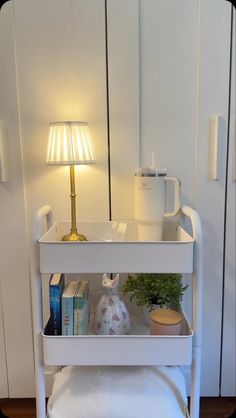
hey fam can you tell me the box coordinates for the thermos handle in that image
[163,177,181,218]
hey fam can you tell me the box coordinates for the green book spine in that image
[74,281,89,335]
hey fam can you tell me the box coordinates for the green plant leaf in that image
[122,273,187,310]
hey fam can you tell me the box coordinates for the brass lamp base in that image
[61,166,88,242]
[62,230,87,242]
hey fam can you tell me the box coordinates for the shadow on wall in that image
[0,409,9,418]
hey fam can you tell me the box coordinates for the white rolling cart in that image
[31,205,203,418]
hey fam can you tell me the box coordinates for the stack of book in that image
[49,274,89,336]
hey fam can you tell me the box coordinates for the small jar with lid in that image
[150,309,183,335]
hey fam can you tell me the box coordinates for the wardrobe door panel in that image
[0,4,9,399]
[0,289,8,398]
[0,2,35,397]
[107,0,140,220]
[139,0,196,207]
[13,0,109,224]
[221,6,236,397]
[196,0,232,395]
[108,0,196,217]
[0,0,108,396]
[108,0,233,396]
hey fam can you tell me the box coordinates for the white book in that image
[61,280,79,335]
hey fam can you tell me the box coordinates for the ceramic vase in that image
[94,273,131,335]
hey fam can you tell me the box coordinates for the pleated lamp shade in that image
[46,121,96,165]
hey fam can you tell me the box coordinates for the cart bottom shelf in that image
[43,312,193,366]
[47,365,188,418]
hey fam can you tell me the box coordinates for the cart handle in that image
[32,205,54,243]
[181,205,203,347]
[181,206,203,418]
[30,206,54,418]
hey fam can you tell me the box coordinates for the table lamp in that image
[46,121,96,241]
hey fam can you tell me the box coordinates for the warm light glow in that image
[46,121,96,165]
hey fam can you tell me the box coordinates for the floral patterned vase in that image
[94,273,131,335]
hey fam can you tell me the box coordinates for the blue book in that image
[49,273,65,335]
[74,281,89,335]
[62,280,79,335]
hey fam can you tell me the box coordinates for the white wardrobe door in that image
[108,0,197,218]
[108,0,232,396]
[107,0,140,220]
[196,0,232,395]
[0,2,35,397]
[139,0,197,207]
[0,289,8,398]
[13,0,109,224]
[0,5,9,398]
[0,0,108,397]
[221,5,236,397]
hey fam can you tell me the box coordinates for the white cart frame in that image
[30,205,203,418]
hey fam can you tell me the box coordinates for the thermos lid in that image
[150,309,183,326]
[135,166,167,177]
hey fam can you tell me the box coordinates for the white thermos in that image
[134,163,181,241]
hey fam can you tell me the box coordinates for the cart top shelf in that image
[39,220,194,274]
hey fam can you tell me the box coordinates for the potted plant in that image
[122,273,187,313]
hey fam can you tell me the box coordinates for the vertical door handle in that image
[0,123,7,183]
[209,115,225,181]
[233,118,236,181]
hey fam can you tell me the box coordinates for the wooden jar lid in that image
[150,309,183,326]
